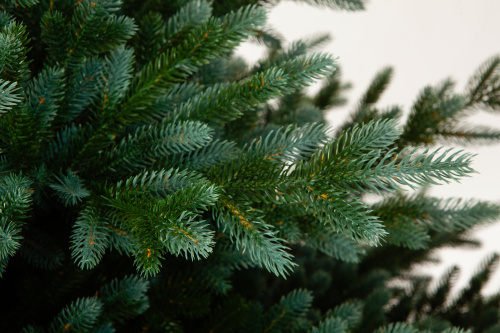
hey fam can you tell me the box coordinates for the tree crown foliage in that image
[1,0,500,332]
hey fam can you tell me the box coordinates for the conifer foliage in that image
[1,0,500,332]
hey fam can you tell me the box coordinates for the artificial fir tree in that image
[1,0,500,332]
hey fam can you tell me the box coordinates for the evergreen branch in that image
[49,170,90,206]
[434,78,457,97]
[0,20,31,84]
[181,52,334,127]
[311,119,401,163]
[259,33,332,69]
[308,317,348,333]
[328,301,364,329]
[1,0,38,8]
[0,155,11,174]
[133,11,165,67]
[0,173,32,221]
[165,0,212,39]
[215,198,296,277]
[291,119,401,187]
[93,45,134,120]
[451,253,499,310]
[277,53,337,89]
[105,217,134,256]
[173,139,238,170]
[49,297,103,333]
[313,68,351,110]
[275,219,302,243]
[108,205,169,276]
[340,67,393,131]
[150,82,203,120]
[383,215,430,250]
[359,67,393,108]
[73,0,122,18]
[302,146,475,193]
[289,0,366,10]
[222,122,330,174]
[69,130,115,176]
[264,289,313,333]
[120,168,208,198]
[380,105,404,120]
[437,94,466,119]
[287,104,325,125]
[374,193,500,233]
[0,216,22,261]
[373,322,419,333]
[1,1,497,330]
[390,147,476,188]
[26,66,65,128]
[436,125,500,146]
[115,167,207,198]
[248,27,284,49]
[465,55,500,110]
[401,83,465,145]
[40,10,71,65]
[0,79,22,113]
[122,18,225,121]
[443,235,481,249]
[25,164,50,194]
[0,12,13,29]
[67,0,137,64]
[123,5,266,123]
[172,68,291,125]
[253,122,331,163]
[221,4,267,39]
[298,189,387,246]
[84,14,137,55]
[427,265,459,312]
[112,177,220,220]
[214,123,474,247]
[70,205,110,269]
[129,240,163,278]
[307,226,365,262]
[56,58,102,125]
[161,211,216,261]
[98,275,150,323]
[424,197,500,232]
[220,154,470,246]
[98,120,213,174]
[340,105,404,133]
[104,181,219,276]
[46,124,87,168]
[210,123,414,246]
[206,124,330,202]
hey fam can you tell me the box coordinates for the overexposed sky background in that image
[237,0,500,295]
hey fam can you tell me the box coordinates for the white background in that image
[236,0,500,295]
